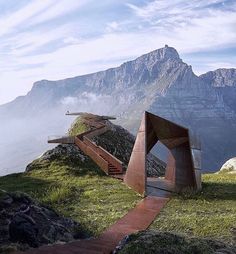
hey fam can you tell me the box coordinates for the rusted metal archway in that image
[124,111,201,196]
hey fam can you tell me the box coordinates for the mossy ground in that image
[0,156,141,237]
[117,230,235,254]
[1,167,235,244]
[68,117,89,136]
[151,173,236,244]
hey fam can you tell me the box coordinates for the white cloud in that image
[61,96,79,105]
[126,0,229,20]
[63,37,81,45]
[0,0,55,36]
[105,21,120,33]
[0,0,236,105]
[28,0,90,27]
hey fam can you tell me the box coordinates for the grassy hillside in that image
[68,117,89,136]
[1,114,235,252]
[151,172,236,244]
[1,165,235,244]
[0,150,141,237]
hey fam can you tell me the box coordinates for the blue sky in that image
[0,0,236,104]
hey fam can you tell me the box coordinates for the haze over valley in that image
[1,45,236,175]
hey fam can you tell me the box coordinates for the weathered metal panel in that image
[165,152,176,182]
[191,148,201,170]
[85,126,109,139]
[189,131,201,150]
[194,169,202,191]
[125,111,201,195]
[48,136,75,144]
[171,141,196,190]
[124,114,146,196]
[160,137,188,149]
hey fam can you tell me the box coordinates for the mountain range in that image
[0,45,236,174]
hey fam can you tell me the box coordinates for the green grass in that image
[151,173,236,244]
[1,147,235,244]
[0,157,141,236]
[68,117,89,136]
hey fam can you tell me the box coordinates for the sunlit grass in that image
[151,173,236,244]
[0,156,141,237]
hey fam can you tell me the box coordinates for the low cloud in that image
[61,96,79,105]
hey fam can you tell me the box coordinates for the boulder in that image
[0,191,81,252]
[220,158,236,174]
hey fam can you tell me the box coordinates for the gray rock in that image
[219,158,236,174]
[9,213,39,248]
[92,122,166,177]
[0,192,82,251]
[26,144,87,172]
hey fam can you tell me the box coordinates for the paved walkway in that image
[17,195,170,254]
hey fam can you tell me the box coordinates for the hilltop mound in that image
[68,113,166,176]
[115,230,236,254]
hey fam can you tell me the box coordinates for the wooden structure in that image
[48,114,124,176]
[124,111,201,195]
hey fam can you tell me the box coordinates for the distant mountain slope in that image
[200,68,236,114]
[0,45,236,173]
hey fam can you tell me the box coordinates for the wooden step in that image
[108,168,122,172]
[109,171,122,173]
[109,168,119,171]
[109,172,123,175]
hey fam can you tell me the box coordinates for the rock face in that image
[1,45,236,172]
[220,157,236,174]
[115,230,236,254]
[0,191,80,252]
[201,68,236,114]
[92,120,166,177]
[26,144,87,172]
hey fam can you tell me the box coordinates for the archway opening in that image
[146,140,176,195]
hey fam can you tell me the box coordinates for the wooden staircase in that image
[99,155,123,175]
[76,136,124,176]
[48,124,124,176]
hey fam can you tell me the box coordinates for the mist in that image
[0,92,118,176]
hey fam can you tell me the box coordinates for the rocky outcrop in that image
[219,157,236,174]
[26,144,87,172]
[0,191,82,252]
[115,230,236,254]
[201,69,236,115]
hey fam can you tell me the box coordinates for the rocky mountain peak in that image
[134,45,181,66]
[160,44,180,60]
[200,68,236,87]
